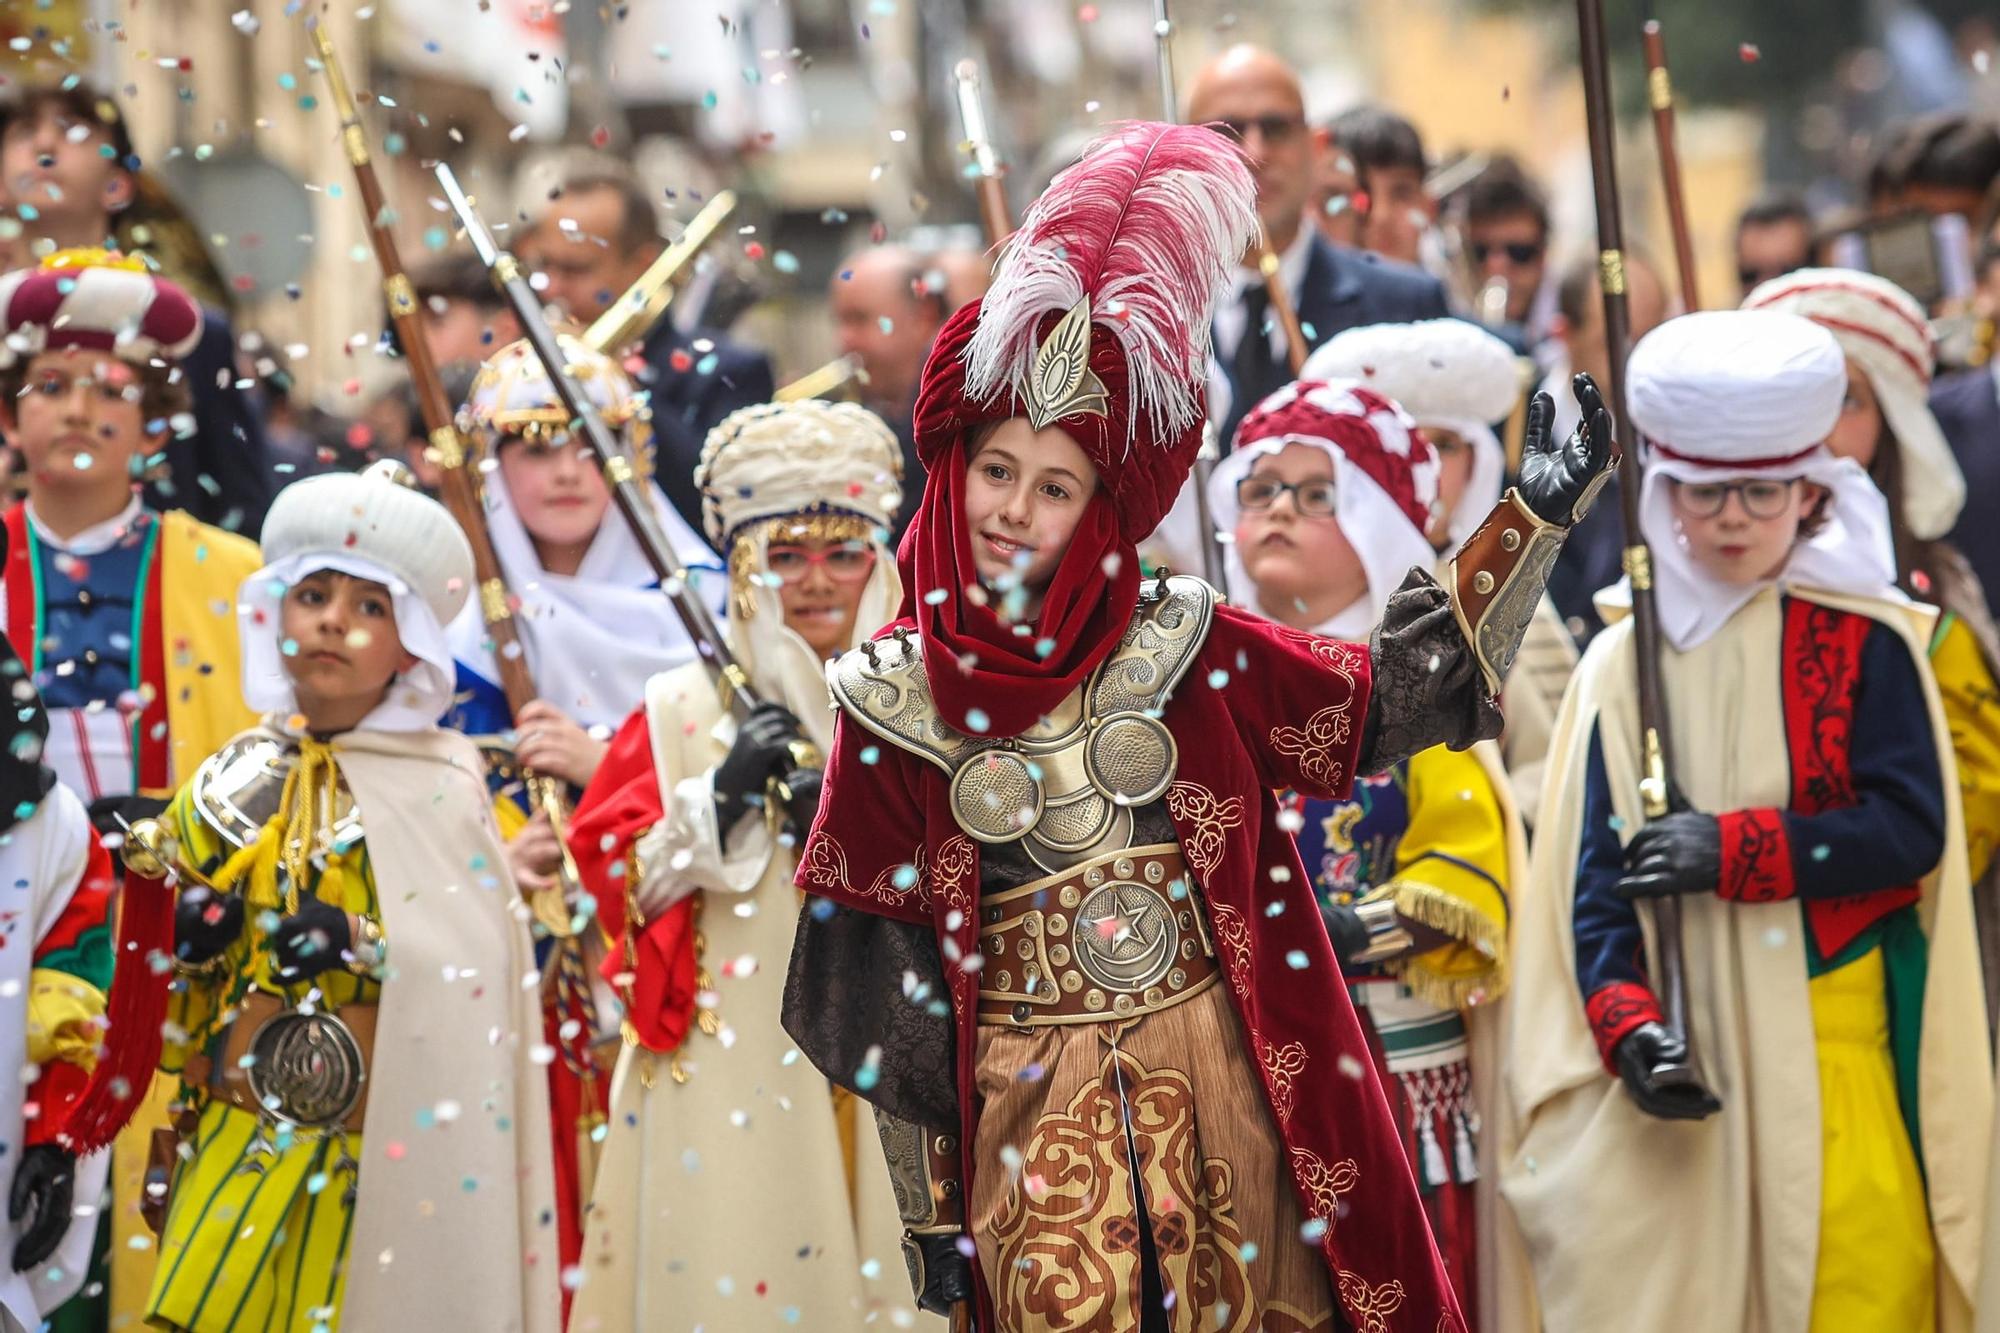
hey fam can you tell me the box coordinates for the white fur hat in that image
[1301,318,1522,548]
[1741,267,1965,540]
[695,400,904,550]
[1627,310,1846,463]
[260,466,475,626]
[1302,318,1520,438]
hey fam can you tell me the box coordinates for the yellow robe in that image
[105,509,263,1323]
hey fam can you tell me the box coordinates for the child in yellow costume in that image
[62,468,562,1332]
[1208,378,1526,1326]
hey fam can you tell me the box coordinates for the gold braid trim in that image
[277,738,342,914]
[726,513,876,622]
[1381,879,1510,1011]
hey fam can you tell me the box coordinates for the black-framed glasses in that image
[1669,478,1799,519]
[1469,240,1543,265]
[1237,475,1337,516]
[1212,114,1307,146]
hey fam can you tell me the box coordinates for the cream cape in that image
[568,663,923,1330]
[319,724,561,1332]
[1501,585,1990,1333]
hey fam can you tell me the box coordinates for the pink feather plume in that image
[962,121,1258,448]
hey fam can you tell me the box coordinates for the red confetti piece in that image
[1078,3,1098,18]
[590,125,610,148]
[1739,43,1760,62]
[342,378,362,396]
[669,349,693,372]
[744,241,766,260]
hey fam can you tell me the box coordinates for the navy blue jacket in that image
[637,321,775,537]
[1216,233,1451,446]
[144,307,275,537]
[1932,367,2000,621]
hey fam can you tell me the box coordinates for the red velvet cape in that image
[796,604,1464,1331]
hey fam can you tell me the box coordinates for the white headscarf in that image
[1302,318,1523,550]
[242,468,474,732]
[1741,267,1966,540]
[238,552,459,732]
[448,336,723,732]
[1206,379,1440,637]
[1605,311,1900,650]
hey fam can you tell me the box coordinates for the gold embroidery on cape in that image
[1258,1037,1310,1129]
[1165,781,1247,883]
[989,1037,1327,1332]
[929,834,978,914]
[1208,900,1253,987]
[1268,704,1357,791]
[1288,1146,1360,1221]
[799,832,852,896]
[1335,1271,1409,1333]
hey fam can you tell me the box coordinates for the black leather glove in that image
[1613,1021,1722,1121]
[85,791,169,839]
[174,887,245,965]
[270,896,354,977]
[1613,811,1722,900]
[906,1231,974,1316]
[9,1143,75,1272]
[714,702,808,829]
[1321,902,1370,967]
[1518,372,1615,527]
[777,764,825,837]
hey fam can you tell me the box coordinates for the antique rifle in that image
[1642,20,1702,312]
[308,20,588,943]
[434,165,820,790]
[1577,0,1709,1097]
[953,60,1012,247]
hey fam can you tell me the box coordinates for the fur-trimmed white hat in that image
[1741,267,1964,540]
[695,399,903,550]
[260,466,475,626]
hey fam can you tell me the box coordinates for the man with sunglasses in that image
[1187,45,1449,446]
[1463,159,1556,343]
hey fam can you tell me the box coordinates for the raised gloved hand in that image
[904,1231,974,1316]
[1613,811,1722,900]
[1613,1021,1722,1121]
[270,896,354,977]
[714,702,809,830]
[174,887,245,965]
[1518,372,1616,527]
[1321,902,1370,968]
[9,1143,75,1272]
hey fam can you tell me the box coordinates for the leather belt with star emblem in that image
[975,843,1219,1027]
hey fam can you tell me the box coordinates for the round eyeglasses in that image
[1236,475,1338,517]
[1669,478,1800,520]
[764,542,877,584]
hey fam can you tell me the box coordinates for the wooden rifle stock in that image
[1642,21,1701,312]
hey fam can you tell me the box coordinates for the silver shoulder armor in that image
[188,732,361,849]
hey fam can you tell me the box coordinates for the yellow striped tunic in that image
[145,773,382,1333]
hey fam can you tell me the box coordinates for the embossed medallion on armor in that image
[1073,879,1179,992]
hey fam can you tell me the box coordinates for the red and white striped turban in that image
[0,249,203,369]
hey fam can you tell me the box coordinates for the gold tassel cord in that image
[1381,879,1512,1012]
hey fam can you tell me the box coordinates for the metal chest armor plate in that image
[828,576,1214,874]
[189,732,363,851]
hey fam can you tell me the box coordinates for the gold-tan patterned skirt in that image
[969,984,1338,1332]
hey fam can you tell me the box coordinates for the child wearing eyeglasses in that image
[562,400,916,1330]
[1503,309,1989,1333]
[1208,379,1525,1323]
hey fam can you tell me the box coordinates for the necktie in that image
[1231,283,1277,417]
